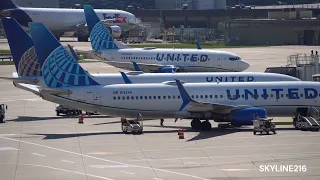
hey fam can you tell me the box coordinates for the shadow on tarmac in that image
[28,122,297,141]
[8,115,114,122]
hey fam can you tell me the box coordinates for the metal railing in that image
[287,54,317,66]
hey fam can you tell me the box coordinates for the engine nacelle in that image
[109,25,121,39]
[156,66,181,73]
[231,107,267,127]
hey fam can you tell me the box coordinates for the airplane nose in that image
[239,60,250,71]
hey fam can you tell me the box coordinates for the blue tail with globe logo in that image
[83,5,119,51]
[1,17,41,77]
[28,22,100,88]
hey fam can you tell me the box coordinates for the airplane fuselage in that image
[42,81,320,120]
[8,7,137,32]
[99,48,250,72]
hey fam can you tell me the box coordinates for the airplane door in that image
[108,52,115,60]
[217,58,222,67]
[91,92,100,112]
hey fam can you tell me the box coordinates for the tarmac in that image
[0,38,320,180]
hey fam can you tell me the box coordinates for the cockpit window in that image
[229,57,241,61]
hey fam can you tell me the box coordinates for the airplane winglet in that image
[120,72,132,84]
[132,61,142,71]
[175,79,192,111]
[67,44,80,61]
[196,40,201,50]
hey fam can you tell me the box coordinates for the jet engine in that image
[212,107,267,127]
[106,25,121,39]
[156,65,182,73]
[231,107,267,127]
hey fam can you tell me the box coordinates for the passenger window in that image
[200,95,203,98]
[196,95,199,98]
[149,96,152,99]
[163,96,166,99]
[131,96,134,100]
[191,95,194,98]
[140,96,143,99]
[113,97,116,100]
[215,95,218,98]
[153,96,156,99]
[122,96,125,100]
[127,96,130,100]
[220,95,223,98]
[118,97,121,100]
[136,96,139,100]
[205,95,208,98]
[158,96,161,99]
[168,96,171,99]
[173,95,176,99]
[178,96,181,99]
[271,94,274,98]
[210,95,212,98]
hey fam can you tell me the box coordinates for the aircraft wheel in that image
[201,121,212,131]
[191,119,201,129]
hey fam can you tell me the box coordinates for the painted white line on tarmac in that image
[0,134,16,136]
[0,136,209,180]
[120,171,135,175]
[0,163,114,180]
[152,178,163,180]
[61,160,75,164]
[0,147,18,151]
[90,165,130,169]
[31,153,45,157]
[219,169,254,171]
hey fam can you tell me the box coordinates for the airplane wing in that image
[104,61,164,72]
[175,80,251,113]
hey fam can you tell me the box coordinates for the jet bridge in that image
[293,107,320,131]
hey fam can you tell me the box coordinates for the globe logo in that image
[90,22,118,51]
[18,47,42,77]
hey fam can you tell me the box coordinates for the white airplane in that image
[83,5,250,73]
[0,0,139,41]
[1,17,300,90]
[12,21,320,131]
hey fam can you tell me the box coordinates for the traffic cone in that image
[178,129,184,139]
[78,114,84,124]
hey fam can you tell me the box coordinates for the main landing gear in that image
[191,119,212,131]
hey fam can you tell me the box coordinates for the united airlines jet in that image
[0,0,139,41]
[13,21,320,131]
[1,17,299,93]
[83,5,250,73]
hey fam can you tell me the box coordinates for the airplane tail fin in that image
[1,17,41,77]
[29,22,100,88]
[83,5,119,51]
[0,0,17,10]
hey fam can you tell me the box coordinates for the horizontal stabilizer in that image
[0,76,38,84]
[13,82,40,95]
[39,88,73,95]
